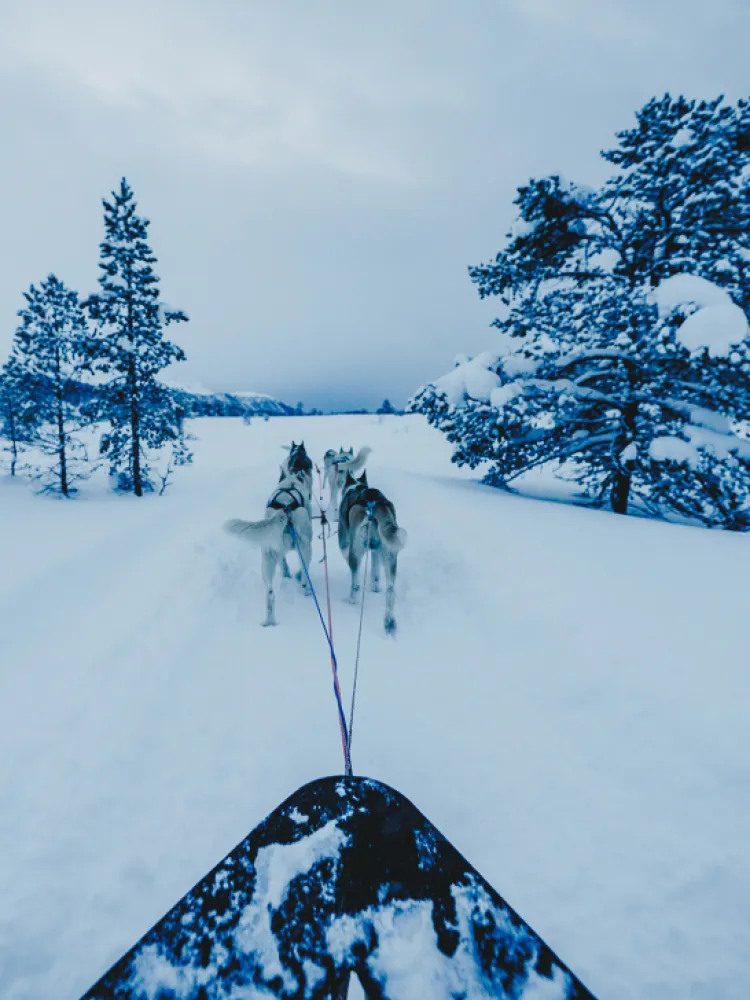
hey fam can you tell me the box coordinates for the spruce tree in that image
[11,275,91,494]
[86,178,188,496]
[377,399,397,415]
[0,355,35,477]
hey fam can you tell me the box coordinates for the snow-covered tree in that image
[10,275,92,494]
[411,95,750,527]
[0,354,36,477]
[86,178,188,496]
[377,399,398,415]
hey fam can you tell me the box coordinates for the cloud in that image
[0,0,466,182]
[0,0,747,409]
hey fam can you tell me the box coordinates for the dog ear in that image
[344,471,355,487]
[359,471,368,485]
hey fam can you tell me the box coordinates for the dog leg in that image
[261,549,280,627]
[370,548,381,593]
[347,543,362,603]
[382,550,398,635]
[281,557,292,579]
[296,538,313,596]
[330,481,340,521]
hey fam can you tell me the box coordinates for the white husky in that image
[223,464,313,627]
[322,446,372,520]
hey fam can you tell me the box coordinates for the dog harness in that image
[267,486,306,515]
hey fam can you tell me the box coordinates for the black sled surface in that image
[81,776,596,999]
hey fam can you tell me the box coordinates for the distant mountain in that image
[61,378,294,418]
[166,382,294,417]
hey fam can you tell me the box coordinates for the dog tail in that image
[223,511,286,546]
[373,505,407,552]
[341,446,372,475]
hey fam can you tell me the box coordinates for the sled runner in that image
[80,776,596,999]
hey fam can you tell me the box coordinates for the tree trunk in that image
[611,471,631,515]
[129,357,142,497]
[125,274,143,497]
[57,398,68,496]
[8,406,18,477]
[55,348,68,496]
[611,401,638,516]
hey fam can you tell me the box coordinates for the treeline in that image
[0,179,189,497]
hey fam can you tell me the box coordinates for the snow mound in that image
[650,424,750,468]
[432,353,501,406]
[651,274,749,358]
[678,304,749,358]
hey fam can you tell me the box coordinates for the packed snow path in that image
[1,415,749,999]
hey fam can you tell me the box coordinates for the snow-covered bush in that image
[410,95,750,528]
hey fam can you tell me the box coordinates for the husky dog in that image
[323,446,372,520]
[338,470,406,635]
[281,440,313,479]
[223,461,313,627]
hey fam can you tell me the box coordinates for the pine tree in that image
[11,275,91,494]
[377,399,397,415]
[86,178,188,496]
[412,94,750,527]
[0,355,36,477]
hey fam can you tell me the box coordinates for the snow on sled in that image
[80,776,596,999]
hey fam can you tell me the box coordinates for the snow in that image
[651,274,733,314]
[500,353,538,378]
[490,382,524,410]
[1,414,750,1000]
[431,352,500,406]
[671,127,693,149]
[677,302,749,357]
[328,882,575,999]
[160,377,217,396]
[232,820,349,991]
[651,274,749,358]
[651,419,750,468]
[649,436,696,464]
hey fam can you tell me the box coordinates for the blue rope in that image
[287,518,352,774]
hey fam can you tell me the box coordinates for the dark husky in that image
[282,440,313,479]
[338,471,406,635]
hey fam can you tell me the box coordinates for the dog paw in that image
[262,620,278,628]
[384,617,397,636]
[371,582,381,593]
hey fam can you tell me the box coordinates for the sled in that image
[80,776,596,999]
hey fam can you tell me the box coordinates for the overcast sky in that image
[0,1,747,409]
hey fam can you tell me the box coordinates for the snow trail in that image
[1,415,749,999]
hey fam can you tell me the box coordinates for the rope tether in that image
[346,506,373,769]
[287,517,352,776]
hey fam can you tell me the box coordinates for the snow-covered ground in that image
[1,414,749,999]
